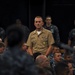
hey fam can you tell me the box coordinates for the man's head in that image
[34,16,44,30]
[54,52,62,62]
[35,55,50,68]
[45,16,52,26]
[64,53,72,62]
[15,19,22,26]
[6,25,24,47]
[52,43,60,53]
[55,62,69,75]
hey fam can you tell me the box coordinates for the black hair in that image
[54,62,69,75]
[6,25,24,47]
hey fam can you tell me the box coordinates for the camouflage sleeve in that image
[54,26,60,43]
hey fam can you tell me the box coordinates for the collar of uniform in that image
[33,27,46,34]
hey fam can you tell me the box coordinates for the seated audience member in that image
[64,53,72,62]
[54,62,69,75]
[50,43,60,59]
[0,25,38,75]
[35,55,50,68]
[50,52,62,70]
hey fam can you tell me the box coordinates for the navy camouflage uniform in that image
[68,29,75,47]
[44,24,60,44]
[0,46,38,75]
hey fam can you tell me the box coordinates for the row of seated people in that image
[0,40,75,75]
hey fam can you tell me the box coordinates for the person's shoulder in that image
[44,28,52,32]
[43,28,52,34]
[51,24,58,28]
[29,30,36,35]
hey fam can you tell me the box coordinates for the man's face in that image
[54,53,62,62]
[65,55,72,61]
[53,47,60,53]
[45,17,52,25]
[34,17,44,29]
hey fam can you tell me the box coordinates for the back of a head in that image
[6,25,24,47]
[35,55,50,68]
[16,19,22,25]
[35,55,47,64]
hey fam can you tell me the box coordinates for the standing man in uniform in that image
[44,16,60,44]
[27,16,54,57]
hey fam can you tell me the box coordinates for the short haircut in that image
[45,16,52,19]
[34,16,43,22]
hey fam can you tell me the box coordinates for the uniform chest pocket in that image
[41,36,48,42]
[31,37,37,44]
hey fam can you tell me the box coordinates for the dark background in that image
[0,0,75,43]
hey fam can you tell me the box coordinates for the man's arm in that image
[54,26,60,43]
[45,31,55,56]
[68,30,73,46]
[27,47,33,56]
[45,45,53,56]
[26,33,33,55]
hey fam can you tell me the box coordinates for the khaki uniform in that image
[27,28,54,54]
